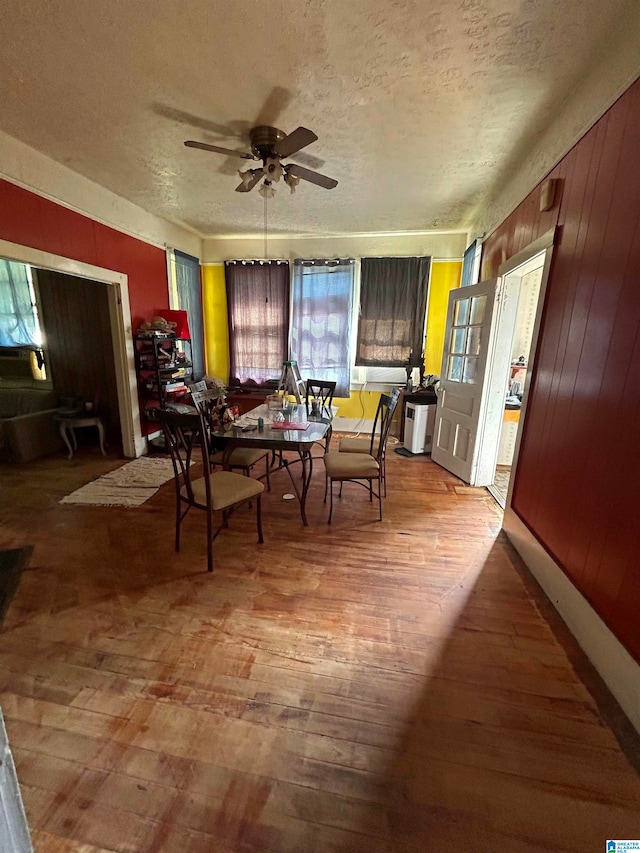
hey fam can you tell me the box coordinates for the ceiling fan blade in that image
[184,140,253,159]
[273,127,318,158]
[235,171,264,193]
[286,163,338,190]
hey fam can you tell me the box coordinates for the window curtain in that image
[290,259,355,398]
[225,260,290,386]
[356,257,430,366]
[461,239,480,287]
[0,260,38,348]
[174,250,205,380]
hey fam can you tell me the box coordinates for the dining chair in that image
[323,391,396,523]
[188,380,208,395]
[337,387,400,495]
[191,388,271,490]
[155,409,264,573]
[305,379,337,453]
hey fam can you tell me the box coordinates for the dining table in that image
[209,402,335,526]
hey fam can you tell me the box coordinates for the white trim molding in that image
[0,130,201,256]
[0,239,144,458]
[504,508,640,734]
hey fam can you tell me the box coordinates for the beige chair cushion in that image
[182,471,264,510]
[210,447,268,468]
[338,436,380,455]
[324,451,379,479]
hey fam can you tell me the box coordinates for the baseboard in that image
[503,507,640,734]
[332,417,375,434]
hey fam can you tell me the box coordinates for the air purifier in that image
[404,402,436,454]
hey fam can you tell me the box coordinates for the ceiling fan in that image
[184,125,338,197]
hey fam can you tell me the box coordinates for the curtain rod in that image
[225,259,288,265]
[294,258,354,266]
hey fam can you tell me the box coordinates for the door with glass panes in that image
[431,279,499,483]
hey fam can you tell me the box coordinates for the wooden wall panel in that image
[36,271,120,442]
[481,75,640,662]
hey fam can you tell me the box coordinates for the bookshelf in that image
[134,332,193,424]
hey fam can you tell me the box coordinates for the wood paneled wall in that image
[481,76,640,663]
[37,270,120,440]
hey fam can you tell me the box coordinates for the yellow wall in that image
[201,260,462,410]
[202,264,229,382]
[425,261,462,374]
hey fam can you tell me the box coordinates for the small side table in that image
[55,414,106,460]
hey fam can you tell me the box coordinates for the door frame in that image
[488,228,556,508]
[432,278,501,483]
[0,238,143,457]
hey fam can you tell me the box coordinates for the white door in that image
[0,712,33,852]
[432,279,501,484]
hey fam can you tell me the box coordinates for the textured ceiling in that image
[0,0,636,237]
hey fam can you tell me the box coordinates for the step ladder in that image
[278,361,306,403]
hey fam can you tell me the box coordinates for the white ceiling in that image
[0,0,637,238]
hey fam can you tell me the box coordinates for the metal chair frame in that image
[337,387,400,496]
[323,391,397,523]
[190,389,271,489]
[155,409,264,573]
[305,378,337,454]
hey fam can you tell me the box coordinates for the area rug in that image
[60,457,176,507]
[0,546,33,625]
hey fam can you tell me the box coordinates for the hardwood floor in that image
[1,444,639,852]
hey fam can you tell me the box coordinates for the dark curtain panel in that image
[174,251,204,381]
[290,259,354,398]
[225,261,290,386]
[356,257,430,366]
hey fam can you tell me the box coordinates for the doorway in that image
[488,253,545,507]
[0,238,142,457]
[432,229,554,499]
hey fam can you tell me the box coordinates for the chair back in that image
[369,392,397,463]
[154,409,211,507]
[305,379,337,413]
[190,388,225,429]
[188,380,208,395]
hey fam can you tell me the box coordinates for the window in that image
[290,259,355,398]
[356,257,430,367]
[461,239,482,287]
[445,293,486,384]
[225,260,290,386]
[167,249,205,381]
[0,260,40,348]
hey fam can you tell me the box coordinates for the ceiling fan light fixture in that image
[238,168,256,188]
[263,157,283,183]
[258,181,276,199]
[284,172,300,194]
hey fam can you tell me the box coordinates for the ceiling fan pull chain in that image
[264,193,268,260]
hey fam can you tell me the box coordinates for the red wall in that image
[482,77,640,663]
[0,179,169,329]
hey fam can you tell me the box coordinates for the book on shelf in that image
[145,381,187,393]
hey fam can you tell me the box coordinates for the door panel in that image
[432,279,499,483]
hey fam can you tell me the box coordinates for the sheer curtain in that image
[0,260,39,348]
[290,259,355,398]
[173,251,205,380]
[225,261,290,386]
[356,257,430,366]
